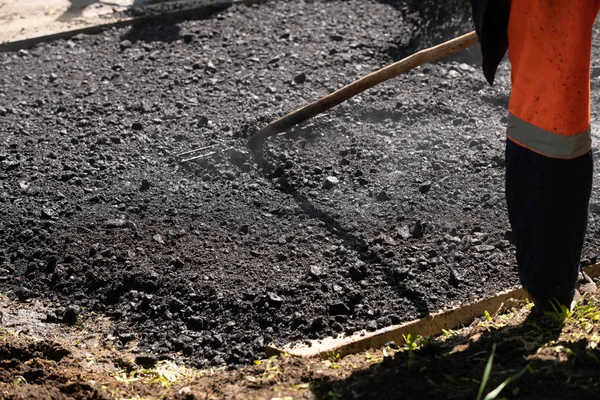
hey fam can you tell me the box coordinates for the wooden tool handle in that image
[247,30,479,149]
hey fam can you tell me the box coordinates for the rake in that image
[247,31,479,150]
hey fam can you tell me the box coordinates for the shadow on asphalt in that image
[121,20,184,44]
[375,0,482,65]
[118,1,232,44]
[252,147,432,319]
[309,311,598,400]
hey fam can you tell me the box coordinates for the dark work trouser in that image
[505,138,594,299]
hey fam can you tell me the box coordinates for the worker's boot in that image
[530,271,598,314]
[529,291,575,314]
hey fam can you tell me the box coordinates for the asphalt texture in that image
[2,0,600,368]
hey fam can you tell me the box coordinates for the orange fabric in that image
[507,0,600,136]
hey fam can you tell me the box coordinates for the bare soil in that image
[2,286,600,399]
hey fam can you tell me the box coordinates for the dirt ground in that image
[2,0,600,385]
[0,0,135,43]
[2,288,600,399]
[0,0,224,44]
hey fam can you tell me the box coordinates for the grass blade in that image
[483,365,528,400]
[476,343,496,400]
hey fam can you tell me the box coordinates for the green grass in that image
[475,343,529,400]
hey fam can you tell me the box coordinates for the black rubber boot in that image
[530,271,597,314]
[530,290,576,314]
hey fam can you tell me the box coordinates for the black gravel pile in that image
[1,0,599,368]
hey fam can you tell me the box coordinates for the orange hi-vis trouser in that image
[507,0,600,159]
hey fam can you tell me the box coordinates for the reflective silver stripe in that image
[507,113,591,159]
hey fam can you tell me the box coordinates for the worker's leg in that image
[505,139,593,307]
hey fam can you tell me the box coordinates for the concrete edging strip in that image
[266,263,600,358]
[0,0,268,53]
